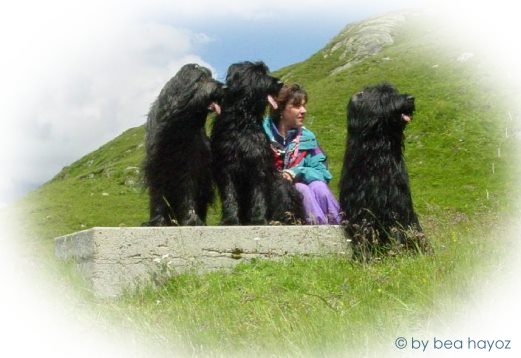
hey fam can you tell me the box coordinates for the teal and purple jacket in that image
[262,116,333,184]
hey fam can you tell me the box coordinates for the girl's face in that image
[281,99,307,129]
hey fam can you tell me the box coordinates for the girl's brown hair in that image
[270,83,308,123]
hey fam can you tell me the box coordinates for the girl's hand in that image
[282,171,294,182]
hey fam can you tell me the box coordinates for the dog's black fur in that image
[143,64,223,226]
[211,61,305,225]
[339,83,426,255]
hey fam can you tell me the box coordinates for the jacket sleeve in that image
[288,149,333,183]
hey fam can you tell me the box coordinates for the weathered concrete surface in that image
[55,225,350,298]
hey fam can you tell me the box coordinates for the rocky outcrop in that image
[324,12,411,75]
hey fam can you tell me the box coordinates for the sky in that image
[0,0,434,208]
[0,1,520,208]
[1,0,521,356]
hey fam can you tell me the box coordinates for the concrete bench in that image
[55,225,350,298]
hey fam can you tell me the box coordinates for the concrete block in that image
[55,226,350,298]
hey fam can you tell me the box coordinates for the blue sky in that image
[172,10,384,80]
[0,0,519,208]
[0,0,423,207]
[1,2,521,356]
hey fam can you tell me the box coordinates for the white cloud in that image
[1,1,521,356]
[0,0,437,203]
[0,1,217,199]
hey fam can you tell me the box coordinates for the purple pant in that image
[295,181,341,225]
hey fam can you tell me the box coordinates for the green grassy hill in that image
[7,10,521,355]
[13,11,518,242]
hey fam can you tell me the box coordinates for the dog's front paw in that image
[221,216,240,225]
[180,210,205,226]
[249,218,268,225]
[142,214,169,227]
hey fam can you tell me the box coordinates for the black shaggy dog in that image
[143,64,223,226]
[211,61,305,225]
[339,83,428,257]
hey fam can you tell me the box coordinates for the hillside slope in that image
[11,10,520,243]
[5,10,521,356]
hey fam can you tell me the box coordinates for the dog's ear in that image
[225,61,264,81]
[156,63,217,115]
[251,61,269,74]
[225,63,243,84]
[224,62,251,96]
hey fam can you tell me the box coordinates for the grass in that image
[93,213,508,356]
[4,10,521,356]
